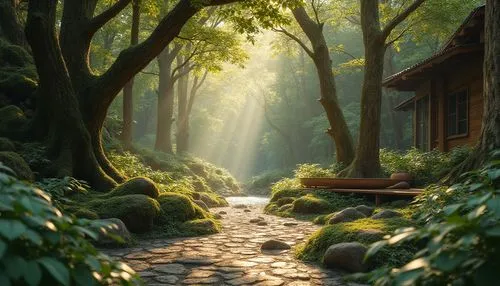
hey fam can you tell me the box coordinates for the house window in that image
[447,89,468,137]
[416,96,429,151]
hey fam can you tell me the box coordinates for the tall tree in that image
[342,0,426,177]
[24,0,248,190]
[121,0,141,148]
[274,3,355,166]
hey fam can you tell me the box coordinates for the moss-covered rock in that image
[106,177,160,199]
[0,137,15,151]
[0,39,33,67]
[0,67,38,99]
[292,195,330,214]
[87,194,160,233]
[197,192,228,207]
[157,192,207,223]
[276,197,295,207]
[0,151,33,181]
[270,189,307,202]
[181,218,221,235]
[0,105,28,136]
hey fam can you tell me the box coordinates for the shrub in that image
[365,150,500,285]
[35,177,90,208]
[0,167,140,285]
[294,163,336,178]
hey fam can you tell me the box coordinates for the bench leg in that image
[375,195,381,206]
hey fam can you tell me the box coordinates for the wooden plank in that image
[306,188,423,196]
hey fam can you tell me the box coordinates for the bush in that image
[0,167,140,285]
[380,147,472,186]
[365,150,500,285]
[294,163,336,178]
[35,177,90,208]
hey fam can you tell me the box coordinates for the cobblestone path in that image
[104,204,349,285]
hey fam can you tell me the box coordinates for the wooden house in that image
[383,6,485,152]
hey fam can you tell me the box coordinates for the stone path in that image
[104,204,349,285]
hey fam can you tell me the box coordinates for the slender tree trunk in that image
[25,0,115,190]
[291,7,355,166]
[384,47,403,150]
[0,0,27,47]
[121,0,141,148]
[176,55,190,153]
[155,46,176,153]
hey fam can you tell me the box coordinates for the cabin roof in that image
[383,5,485,92]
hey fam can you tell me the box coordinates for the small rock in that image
[233,204,248,209]
[356,229,385,241]
[278,203,293,212]
[283,222,298,227]
[249,218,263,223]
[244,209,251,213]
[390,200,409,208]
[323,242,368,272]
[154,263,187,275]
[257,221,268,226]
[218,211,227,215]
[328,207,366,224]
[213,213,223,219]
[387,181,410,189]
[354,205,375,217]
[154,275,179,284]
[261,239,291,250]
[95,218,131,246]
[371,209,402,219]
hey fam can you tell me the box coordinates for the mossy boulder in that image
[106,177,160,199]
[292,195,330,214]
[157,192,207,223]
[181,218,221,235]
[328,207,366,224]
[197,192,228,207]
[193,200,209,211]
[276,197,295,207]
[0,151,33,181]
[95,218,132,246]
[0,137,15,151]
[323,242,368,272]
[0,67,38,99]
[278,203,293,212]
[87,194,160,233]
[0,105,28,136]
[0,39,33,67]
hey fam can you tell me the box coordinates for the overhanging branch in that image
[88,0,132,36]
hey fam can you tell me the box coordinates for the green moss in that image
[156,192,208,223]
[0,39,33,67]
[0,151,33,181]
[64,206,99,220]
[276,197,295,207]
[87,194,160,233]
[180,218,221,235]
[195,192,229,207]
[292,195,330,214]
[104,177,160,199]
[313,213,336,225]
[0,137,15,151]
[296,218,415,268]
[270,188,307,202]
[0,67,38,97]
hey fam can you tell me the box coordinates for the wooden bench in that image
[305,188,423,206]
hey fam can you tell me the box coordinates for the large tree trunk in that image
[176,55,190,154]
[155,46,176,153]
[121,0,141,148]
[291,7,355,166]
[25,0,115,191]
[0,0,27,47]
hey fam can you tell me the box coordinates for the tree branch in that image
[273,27,314,58]
[88,0,132,36]
[381,0,426,39]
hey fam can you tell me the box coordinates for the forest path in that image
[104,203,349,286]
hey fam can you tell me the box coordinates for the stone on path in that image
[323,242,368,273]
[219,210,227,215]
[283,221,298,226]
[153,263,187,275]
[233,204,248,209]
[244,209,251,212]
[261,239,291,251]
[257,221,268,226]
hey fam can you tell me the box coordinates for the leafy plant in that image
[35,177,90,206]
[294,163,336,178]
[365,150,500,286]
[0,167,141,286]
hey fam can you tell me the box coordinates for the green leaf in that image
[467,205,486,220]
[393,268,424,286]
[0,220,27,240]
[443,203,463,215]
[37,257,70,286]
[485,225,500,237]
[22,229,43,245]
[487,169,500,180]
[433,251,467,272]
[474,261,497,286]
[73,264,95,286]
[365,240,387,260]
[5,255,26,280]
[73,226,98,241]
[24,261,41,286]
[0,273,11,286]
[467,193,492,208]
[487,197,500,216]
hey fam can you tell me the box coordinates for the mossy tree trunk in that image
[281,7,355,167]
[341,0,425,178]
[0,0,27,48]
[24,0,234,190]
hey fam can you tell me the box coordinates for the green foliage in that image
[0,169,141,286]
[292,194,331,214]
[0,137,15,152]
[246,169,292,195]
[365,150,500,286]
[296,218,415,269]
[35,177,90,208]
[294,163,336,178]
[380,147,472,186]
